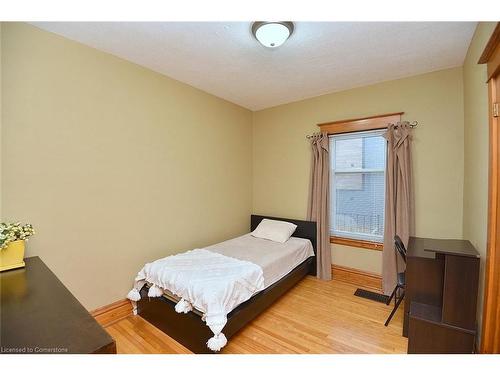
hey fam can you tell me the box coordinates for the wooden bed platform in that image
[136,214,317,354]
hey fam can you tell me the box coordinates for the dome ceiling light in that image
[251,22,294,48]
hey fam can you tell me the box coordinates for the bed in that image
[134,214,317,353]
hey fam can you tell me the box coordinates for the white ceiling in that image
[32,22,476,111]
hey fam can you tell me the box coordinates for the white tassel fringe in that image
[127,288,141,302]
[175,298,193,314]
[207,333,227,352]
[147,284,164,297]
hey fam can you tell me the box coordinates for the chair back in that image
[394,235,407,264]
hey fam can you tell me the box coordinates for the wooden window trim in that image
[321,113,401,251]
[478,23,500,80]
[330,236,383,251]
[318,112,403,135]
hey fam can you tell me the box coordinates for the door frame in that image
[479,22,500,354]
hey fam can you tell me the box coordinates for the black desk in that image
[0,256,115,354]
[404,237,480,353]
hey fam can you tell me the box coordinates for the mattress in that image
[159,233,314,315]
[206,234,314,288]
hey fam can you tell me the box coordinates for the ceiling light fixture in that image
[251,22,294,48]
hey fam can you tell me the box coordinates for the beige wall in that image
[253,67,465,274]
[331,244,382,274]
[2,22,492,315]
[1,23,253,310]
[462,22,497,339]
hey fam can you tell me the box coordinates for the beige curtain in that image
[382,123,414,295]
[307,133,332,280]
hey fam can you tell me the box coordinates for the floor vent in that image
[354,288,390,304]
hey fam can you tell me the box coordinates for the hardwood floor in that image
[105,277,408,354]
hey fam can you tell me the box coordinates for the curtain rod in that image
[306,120,419,139]
[391,120,419,128]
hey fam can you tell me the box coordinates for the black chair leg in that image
[384,291,405,326]
[386,285,398,306]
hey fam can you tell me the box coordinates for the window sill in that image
[330,236,383,251]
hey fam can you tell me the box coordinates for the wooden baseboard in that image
[331,264,382,292]
[91,299,133,327]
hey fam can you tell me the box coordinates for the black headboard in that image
[250,214,317,256]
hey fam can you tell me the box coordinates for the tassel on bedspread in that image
[126,248,265,352]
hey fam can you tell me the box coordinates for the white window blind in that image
[329,130,387,242]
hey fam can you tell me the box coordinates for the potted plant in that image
[0,222,35,272]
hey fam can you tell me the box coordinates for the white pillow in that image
[251,219,298,243]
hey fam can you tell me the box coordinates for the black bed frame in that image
[136,214,317,353]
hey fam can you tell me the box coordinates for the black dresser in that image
[1,256,116,354]
[404,237,480,353]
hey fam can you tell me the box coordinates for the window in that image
[329,130,386,244]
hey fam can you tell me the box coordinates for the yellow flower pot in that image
[0,240,26,272]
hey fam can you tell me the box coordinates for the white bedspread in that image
[127,248,265,351]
